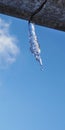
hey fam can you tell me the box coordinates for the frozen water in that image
[28,22,43,67]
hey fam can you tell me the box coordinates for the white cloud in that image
[0,18,20,68]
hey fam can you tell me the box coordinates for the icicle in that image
[28,22,43,68]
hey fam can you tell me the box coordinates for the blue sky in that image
[0,14,65,130]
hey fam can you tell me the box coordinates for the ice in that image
[28,22,43,67]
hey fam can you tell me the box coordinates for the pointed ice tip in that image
[40,58,43,65]
[36,55,43,66]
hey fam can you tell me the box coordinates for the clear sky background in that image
[0,14,65,130]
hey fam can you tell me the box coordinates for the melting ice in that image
[28,22,43,67]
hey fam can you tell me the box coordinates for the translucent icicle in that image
[28,22,43,67]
